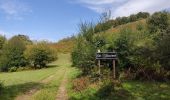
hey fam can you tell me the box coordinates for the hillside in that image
[50,37,76,53]
[54,19,147,53]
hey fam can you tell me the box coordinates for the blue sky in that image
[0,0,170,42]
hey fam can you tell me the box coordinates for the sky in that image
[0,0,170,42]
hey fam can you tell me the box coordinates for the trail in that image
[15,54,71,100]
[56,70,68,100]
[15,74,55,100]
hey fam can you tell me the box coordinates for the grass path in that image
[15,72,58,100]
[32,54,73,100]
[56,69,68,100]
[0,53,78,100]
[15,53,73,100]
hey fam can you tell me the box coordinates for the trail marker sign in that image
[96,52,117,60]
[96,51,117,79]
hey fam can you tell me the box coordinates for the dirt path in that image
[15,54,71,100]
[56,70,68,100]
[15,74,55,100]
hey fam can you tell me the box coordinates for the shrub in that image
[72,76,90,92]
[24,42,57,68]
[0,35,27,71]
[0,81,3,93]
[147,11,170,70]
[72,22,96,75]
[9,67,17,72]
[114,29,135,69]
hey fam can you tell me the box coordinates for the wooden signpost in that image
[96,51,117,79]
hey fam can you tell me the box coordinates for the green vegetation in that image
[0,53,77,100]
[32,54,71,100]
[72,11,170,81]
[70,11,170,100]
[94,12,149,33]
[0,65,58,100]
[0,11,170,100]
[0,35,27,71]
[50,36,76,53]
[24,42,57,68]
[0,35,57,72]
[69,79,170,100]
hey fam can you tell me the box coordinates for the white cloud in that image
[74,0,170,18]
[113,0,170,17]
[77,0,120,5]
[0,0,31,20]
[0,29,13,38]
[74,0,126,13]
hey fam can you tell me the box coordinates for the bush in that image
[16,66,32,71]
[0,35,27,71]
[114,29,135,69]
[72,22,96,75]
[72,76,90,92]
[24,42,57,68]
[8,67,17,72]
[0,81,3,93]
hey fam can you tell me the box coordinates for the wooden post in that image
[113,60,116,79]
[98,60,101,75]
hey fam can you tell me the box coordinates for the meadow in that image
[0,53,170,100]
[0,54,78,100]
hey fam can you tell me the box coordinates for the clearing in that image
[1,53,170,100]
[0,53,76,100]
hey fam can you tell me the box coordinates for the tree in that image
[0,35,27,71]
[24,42,57,68]
[137,12,150,19]
[72,22,96,75]
[129,14,137,22]
[0,35,6,50]
[147,11,170,69]
[14,34,32,45]
[114,29,135,69]
[0,35,6,56]
[147,11,169,33]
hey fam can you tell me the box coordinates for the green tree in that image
[129,14,137,22]
[24,42,57,68]
[0,35,6,50]
[147,11,170,69]
[137,12,150,19]
[0,35,6,57]
[114,29,135,69]
[72,22,96,75]
[0,35,27,71]
[14,34,32,45]
[147,11,169,33]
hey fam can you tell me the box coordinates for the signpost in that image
[96,51,117,79]
[96,52,117,60]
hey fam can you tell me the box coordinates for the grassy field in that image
[68,80,170,100]
[0,53,78,100]
[0,66,60,100]
[0,53,170,100]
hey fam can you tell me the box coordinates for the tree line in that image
[72,11,170,81]
[94,12,150,33]
[0,35,57,72]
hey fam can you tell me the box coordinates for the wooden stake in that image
[98,60,101,75]
[113,60,116,79]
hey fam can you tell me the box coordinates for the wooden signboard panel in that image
[96,52,117,60]
[96,52,117,79]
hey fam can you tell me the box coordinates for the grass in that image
[123,81,170,100]
[1,53,170,100]
[68,78,170,100]
[32,67,64,100]
[0,66,60,100]
[33,53,79,100]
[0,53,76,100]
